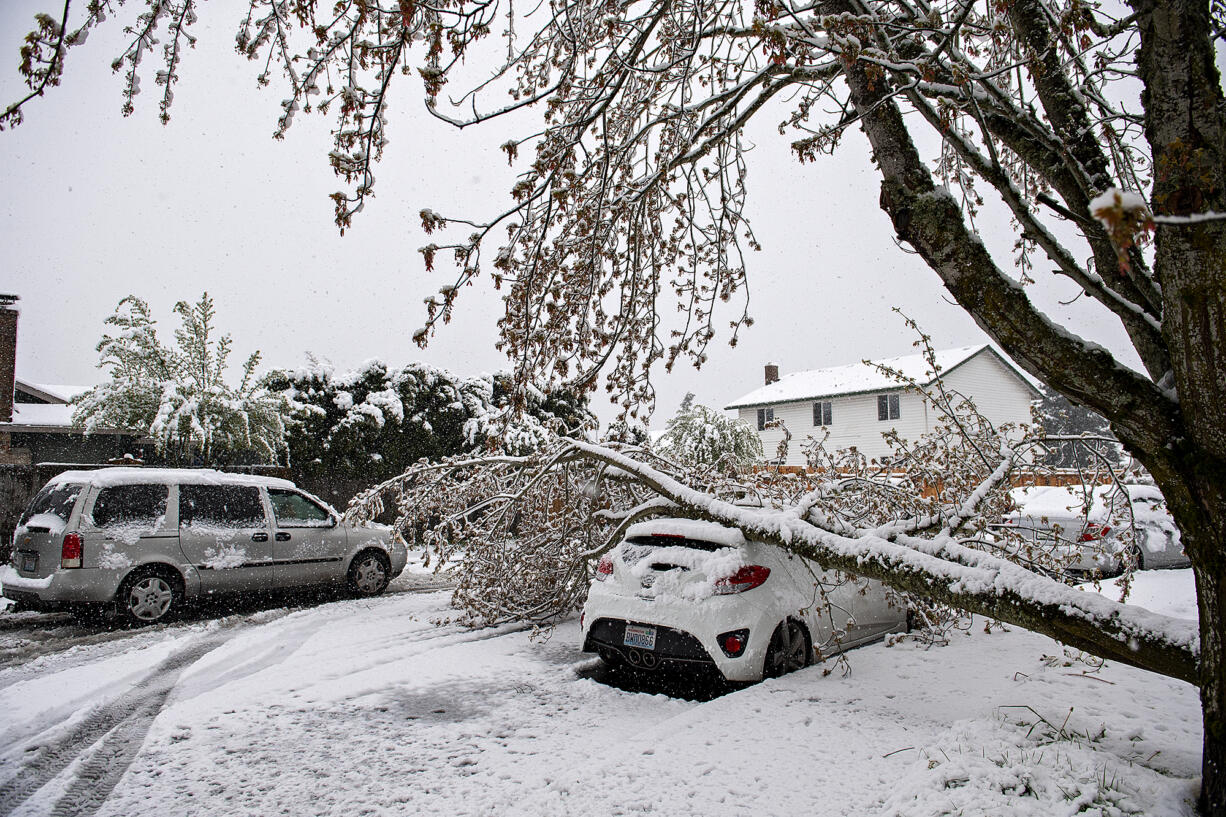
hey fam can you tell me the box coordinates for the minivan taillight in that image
[61,533,83,569]
[595,555,614,581]
[714,565,770,594]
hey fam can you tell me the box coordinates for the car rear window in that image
[180,485,265,529]
[624,534,727,553]
[20,483,84,525]
[91,484,168,528]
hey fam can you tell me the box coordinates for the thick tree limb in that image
[568,439,1199,685]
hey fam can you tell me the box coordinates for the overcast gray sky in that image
[1,1,1161,427]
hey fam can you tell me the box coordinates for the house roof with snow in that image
[725,345,1040,409]
[3,378,93,433]
[17,381,91,404]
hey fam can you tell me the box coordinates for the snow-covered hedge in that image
[265,359,593,491]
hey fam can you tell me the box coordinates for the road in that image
[0,571,1203,817]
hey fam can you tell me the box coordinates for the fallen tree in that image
[7,0,1225,808]
[347,367,1198,684]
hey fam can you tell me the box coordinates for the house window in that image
[813,401,832,427]
[877,394,900,421]
[756,407,774,430]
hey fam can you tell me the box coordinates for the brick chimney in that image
[0,295,17,423]
[764,362,779,386]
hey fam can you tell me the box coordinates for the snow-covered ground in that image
[0,570,1202,816]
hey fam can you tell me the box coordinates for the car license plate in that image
[20,553,37,573]
[623,624,657,650]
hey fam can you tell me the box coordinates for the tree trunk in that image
[1130,0,1226,809]
[832,0,1226,803]
[1149,448,1226,815]
[1195,556,1226,814]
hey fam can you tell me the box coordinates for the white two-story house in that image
[725,345,1040,466]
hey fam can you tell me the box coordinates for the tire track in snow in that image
[0,578,446,684]
[0,626,172,681]
[0,629,234,817]
[0,610,292,694]
[0,613,73,632]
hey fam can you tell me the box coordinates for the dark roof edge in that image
[14,379,73,405]
[0,423,140,435]
[725,383,918,411]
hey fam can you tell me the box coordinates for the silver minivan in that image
[1,468,408,624]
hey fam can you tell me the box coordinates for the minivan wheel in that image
[763,619,810,679]
[348,550,391,596]
[117,569,180,625]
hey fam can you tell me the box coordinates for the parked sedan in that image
[581,518,906,682]
[1001,483,1189,577]
[2,468,408,624]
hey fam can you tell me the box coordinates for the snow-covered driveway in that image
[0,572,1204,816]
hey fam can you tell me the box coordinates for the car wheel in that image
[117,569,180,625]
[348,550,391,596]
[764,619,809,678]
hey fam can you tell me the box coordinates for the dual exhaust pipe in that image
[624,647,660,670]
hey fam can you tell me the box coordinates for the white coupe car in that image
[581,518,906,682]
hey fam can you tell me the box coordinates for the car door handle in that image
[251,532,269,542]
[275,532,291,541]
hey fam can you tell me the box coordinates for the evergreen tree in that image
[656,394,763,469]
[74,294,289,465]
[1034,385,1122,469]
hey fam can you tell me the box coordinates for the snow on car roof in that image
[47,467,298,490]
[625,518,747,547]
[1008,483,1168,522]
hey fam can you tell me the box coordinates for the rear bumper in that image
[581,586,779,682]
[2,587,71,611]
[1,564,124,605]
[583,618,718,671]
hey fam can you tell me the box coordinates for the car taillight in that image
[1079,524,1111,542]
[595,555,614,581]
[61,533,83,569]
[714,565,770,594]
[717,629,750,657]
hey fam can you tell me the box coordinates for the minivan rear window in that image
[92,484,168,528]
[179,485,265,529]
[20,483,84,525]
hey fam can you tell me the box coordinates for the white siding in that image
[739,349,1036,467]
[941,351,1035,430]
[742,391,932,466]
